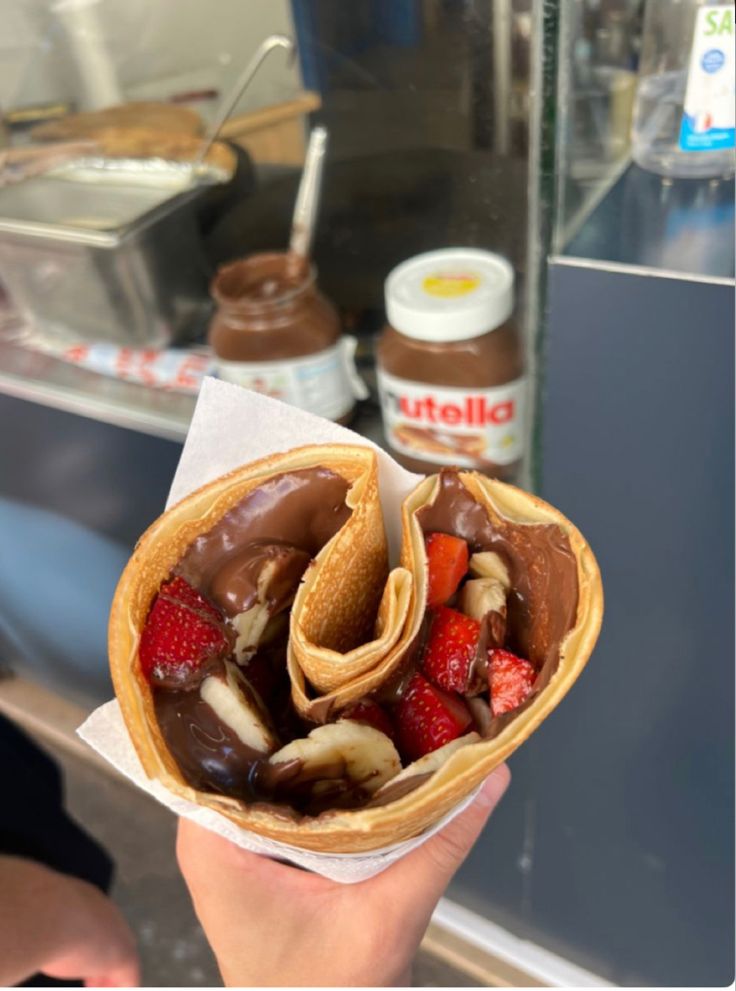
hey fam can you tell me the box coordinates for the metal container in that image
[0,175,212,346]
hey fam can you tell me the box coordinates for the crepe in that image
[109,446,602,853]
[75,127,236,175]
[32,101,203,141]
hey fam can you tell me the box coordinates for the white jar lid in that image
[385,248,514,342]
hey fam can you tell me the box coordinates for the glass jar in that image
[209,251,357,423]
[375,248,526,482]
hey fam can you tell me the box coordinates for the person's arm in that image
[177,764,510,987]
[0,855,140,987]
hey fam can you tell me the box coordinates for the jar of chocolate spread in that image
[209,252,365,423]
[376,248,526,480]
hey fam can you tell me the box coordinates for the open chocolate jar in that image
[376,248,527,481]
[209,251,362,423]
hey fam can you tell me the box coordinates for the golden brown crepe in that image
[80,127,236,175]
[31,101,203,141]
[109,445,602,853]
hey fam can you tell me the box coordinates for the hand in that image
[0,856,141,987]
[177,764,510,987]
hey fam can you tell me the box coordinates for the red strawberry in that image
[422,605,480,693]
[489,648,536,716]
[344,700,395,741]
[425,533,469,607]
[139,579,229,687]
[395,672,472,762]
[161,575,221,620]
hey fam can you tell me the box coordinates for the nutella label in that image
[377,369,526,467]
[215,338,367,421]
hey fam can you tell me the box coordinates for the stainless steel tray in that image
[0,176,212,345]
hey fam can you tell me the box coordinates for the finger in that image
[111,959,142,988]
[374,764,511,909]
[86,959,141,988]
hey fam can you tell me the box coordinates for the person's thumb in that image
[377,764,511,908]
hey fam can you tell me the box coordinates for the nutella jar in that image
[209,252,364,423]
[376,248,526,480]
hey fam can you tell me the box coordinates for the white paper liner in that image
[77,377,482,882]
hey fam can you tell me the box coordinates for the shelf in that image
[0,336,196,441]
[560,164,735,282]
[0,334,388,447]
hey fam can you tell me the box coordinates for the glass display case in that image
[553,0,735,276]
[0,1,733,986]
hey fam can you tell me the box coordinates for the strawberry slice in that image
[489,648,536,716]
[395,672,472,762]
[422,605,481,693]
[139,578,229,687]
[425,532,469,607]
[344,700,395,741]
[161,575,222,620]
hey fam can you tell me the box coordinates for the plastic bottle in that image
[631,0,735,178]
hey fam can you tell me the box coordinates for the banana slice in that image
[459,577,507,621]
[232,603,272,662]
[468,551,511,588]
[372,732,481,800]
[269,720,401,795]
[200,660,278,754]
[228,549,311,663]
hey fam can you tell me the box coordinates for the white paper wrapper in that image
[78,377,482,882]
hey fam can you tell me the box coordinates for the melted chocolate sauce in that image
[153,680,265,801]
[175,468,352,602]
[209,541,311,618]
[417,470,578,672]
[152,467,579,817]
[153,467,370,815]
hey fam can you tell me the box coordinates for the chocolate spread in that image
[376,248,526,481]
[209,542,311,618]
[416,470,579,739]
[416,471,578,672]
[209,253,340,362]
[175,468,352,603]
[151,466,579,817]
[153,468,356,812]
[154,667,270,800]
[208,252,357,424]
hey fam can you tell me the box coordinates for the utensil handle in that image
[289,126,328,261]
[194,33,295,168]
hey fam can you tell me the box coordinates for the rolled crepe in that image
[109,448,602,853]
[110,444,419,848]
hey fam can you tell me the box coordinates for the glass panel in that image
[552,0,736,279]
[1,0,547,487]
